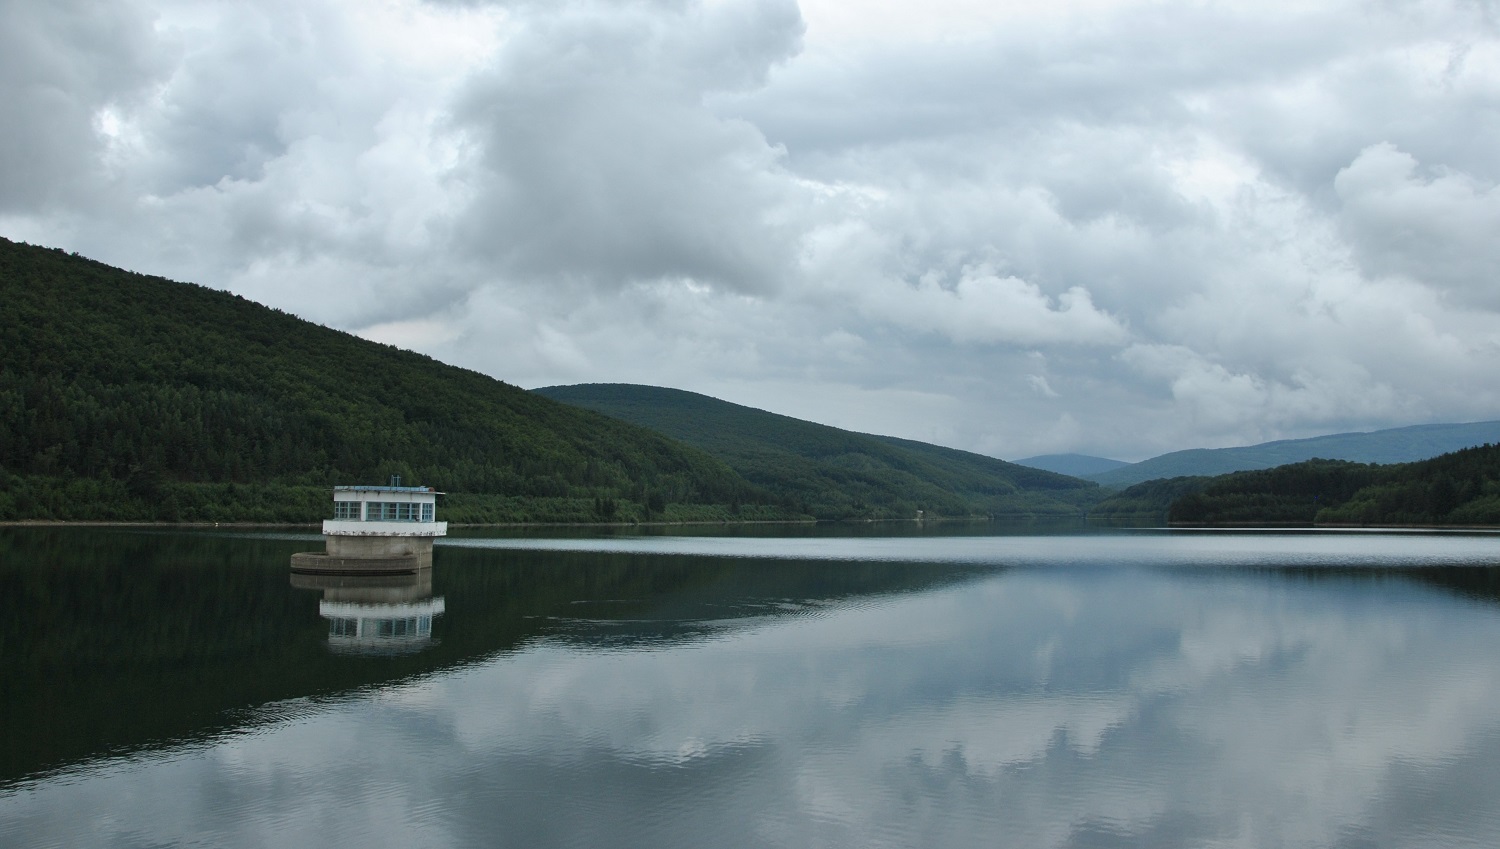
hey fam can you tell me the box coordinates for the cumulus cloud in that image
[0,0,164,211]
[1,0,1498,460]
[1335,142,1500,308]
[451,0,808,294]
[859,268,1127,347]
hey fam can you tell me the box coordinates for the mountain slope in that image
[533,383,1101,520]
[0,238,785,523]
[1087,421,1500,488]
[1088,443,1500,527]
[1014,453,1128,478]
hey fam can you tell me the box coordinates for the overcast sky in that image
[3,0,1498,461]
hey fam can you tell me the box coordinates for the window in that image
[361,502,422,521]
[350,501,430,521]
[377,617,420,637]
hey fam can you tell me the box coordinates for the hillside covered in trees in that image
[1089,444,1500,526]
[1086,421,1500,488]
[0,238,792,523]
[534,383,1102,520]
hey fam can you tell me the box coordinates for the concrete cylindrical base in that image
[326,535,435,559]
[289,552,428,574]
[290,570,434,598]
[291,536,435,574]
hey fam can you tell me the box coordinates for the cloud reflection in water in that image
[5,541,1500,848]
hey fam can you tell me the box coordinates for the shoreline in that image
[1166,521,1500,531]
[5,518,1497,532]
[0,513,1079,530]
[0,518,832,530]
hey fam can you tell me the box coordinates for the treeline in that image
[0,239,799,523]
[1086,476,1211,523]
[1089,444,1500,526]
[1311,443,1500,526]
[534,384,1102,521]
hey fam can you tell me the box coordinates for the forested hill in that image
[0,238,789,523]
[532,383,1101,520]
[1089,443,1500,526]
[1087,421,1500,488]
[1014,453,1128,478]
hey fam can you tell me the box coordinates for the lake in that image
[3,524,1500,848]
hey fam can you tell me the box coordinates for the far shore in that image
[0,518,827,530]
[5,519,1498,531]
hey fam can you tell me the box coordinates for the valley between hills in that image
[3,236,1497,528]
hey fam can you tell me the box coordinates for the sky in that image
[2,0,1498,462]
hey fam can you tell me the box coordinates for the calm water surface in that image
[3,525,1500,848]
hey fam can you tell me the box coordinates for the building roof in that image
[332,485,443,495]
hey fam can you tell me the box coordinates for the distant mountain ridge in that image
[533,383,1100,520]
[1087,421,1500,488]
[1014,453,1128,478]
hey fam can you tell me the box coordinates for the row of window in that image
[332,501,435,522]
[328,616,434,638]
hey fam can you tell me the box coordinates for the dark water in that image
[3,526,1500,848]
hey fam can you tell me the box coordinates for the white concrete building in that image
[326,483,447,537]
[291,479,446,574]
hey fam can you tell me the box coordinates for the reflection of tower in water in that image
[291,570,446,656]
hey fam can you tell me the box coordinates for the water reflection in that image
[291,571,447,656]
[5,528,1500,849]
[0,527,980,788]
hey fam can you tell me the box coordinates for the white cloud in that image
[449,0,807,295]
[1335,142,1500,308]
[1027,374,1060,399]
[1,0,1498,460]
[860,268,1128,347]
